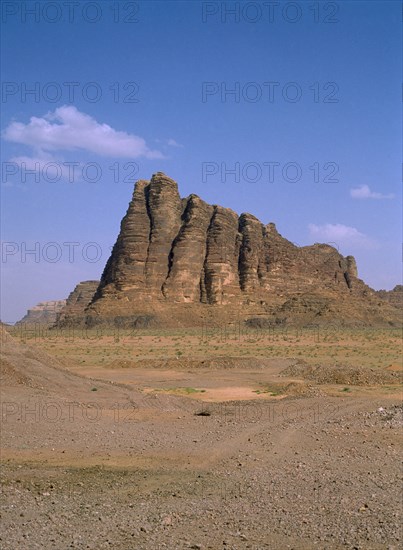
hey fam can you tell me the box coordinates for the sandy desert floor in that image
[0,326,402,549]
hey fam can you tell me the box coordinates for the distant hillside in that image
[376,285,402,309]
[16,300,66,326]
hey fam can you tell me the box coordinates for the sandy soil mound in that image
[280,359,402,386]
[1,327,105,396]
[0,328,195,413]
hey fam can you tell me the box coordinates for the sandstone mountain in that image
[56,280,99,327]
[16,300,66,326]
[66,172,400,328]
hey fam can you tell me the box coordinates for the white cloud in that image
[3,105,164,159]
[308,223,377,249]
[167,138,184,148]
[350,184,394,200]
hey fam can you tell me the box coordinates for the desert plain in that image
[1,323,402,549]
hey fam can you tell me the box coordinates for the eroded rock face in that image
[16,301,66,326]
[203,206,241,304]
[56,281,99,326]
[78,172,400,326]
[238,214,263,294]
[162,194,213,303]
[94,180,150,297]
[145,173,183,295]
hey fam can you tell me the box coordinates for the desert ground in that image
[1,324,402,549]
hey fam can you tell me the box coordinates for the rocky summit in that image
[72,172,399,327]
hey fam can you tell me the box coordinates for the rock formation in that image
[56,281,99,326]
[63,172,399,327]
[16,300,66,326]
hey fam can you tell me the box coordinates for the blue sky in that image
[1,0,401,322]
